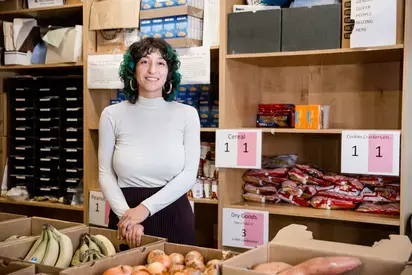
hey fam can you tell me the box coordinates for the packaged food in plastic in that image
[287,167,308,184]
[243,168,289,186]
[307,176,333,186]
[262,154,297,169]
[278,191,310,207]
[362,187,400,203]
[311,196,357,210]
[316,189,363,203]
[295,164,323,178]
[356,202,400,215]
[242,192,280,203]
[243,183,277,195]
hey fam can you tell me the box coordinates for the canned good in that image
[204,178,212,199]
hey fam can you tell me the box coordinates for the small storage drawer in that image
[63,117,83,128]
[37,108,60,118]
[63,96,83,108]
[37,146,60,158]
[36,156,60,168]
[38,137,60,148]
[37,117,60,128]
[37,126,60,138]
[10,164,35,176]
[11,126,35,138]
[37,95,60,108]
[64,127,83,139]
[36,167,60,178]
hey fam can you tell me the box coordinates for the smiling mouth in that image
[145,77,159,82]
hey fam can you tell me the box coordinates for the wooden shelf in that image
[227,45,404,67]
[229,201,400,227]
[262,128,401,134]
[0,63,83,71]
[210,45,220,50]
[0,3,83,22]
[0,197,84,211]
[201,127,217,132]
[189,197,218,204]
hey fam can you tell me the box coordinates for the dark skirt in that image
[108,187,196,245]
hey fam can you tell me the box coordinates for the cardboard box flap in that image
[89,0,140,30]
[140,6,204,19]
[0,259,34,275]
[271,224,412,262]
[43,27,71,47]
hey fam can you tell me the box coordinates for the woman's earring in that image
[130,79,137,91]
[167,84,172,94]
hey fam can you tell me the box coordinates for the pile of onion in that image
[102,250,223,275]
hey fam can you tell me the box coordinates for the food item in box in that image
[262,154,297,169]
[362,187,400,203]
[253,262,293,274]
[307,176,332,187]
[295,164,323,178]
[355,202,400,215]
[257,104,295,128]
[278,191,310,207]
[310,196,356,210]
[243,183,277,195]
[243,192,280,203]
[316,189,362,203]
[287,167,308,184]
[322,173,349,184]
[243,168,289,186]
[71,233,116,266]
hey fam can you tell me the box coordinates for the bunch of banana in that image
[24,224,73,268]
[71,233,116,266]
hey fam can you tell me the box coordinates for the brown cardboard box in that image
[140,5,204,19]
[0,213,25,223]
[0,226,165,268]
[223,224,412,275]
[0,217,85,243]
[96,29,139,54]
[0,259,33,275]
[342,0,405,48]
[0,257,61,275]
[60,241,237,275]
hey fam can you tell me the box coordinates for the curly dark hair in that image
[119,37,182,103]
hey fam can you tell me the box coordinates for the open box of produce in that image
[60,241,237,275]
[0,256,61,275]
[0,217,85,244]
[222,224,412,275]
[0,225,165,270]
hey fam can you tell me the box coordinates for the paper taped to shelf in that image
[87,54,124,89]
[202,0,220,47]
[176,47,210,84]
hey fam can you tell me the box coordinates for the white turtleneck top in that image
[98,96,201,219]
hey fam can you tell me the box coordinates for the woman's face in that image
[135,50,169,98]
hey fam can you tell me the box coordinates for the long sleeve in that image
[98,108,130,219]
[140,106,201,216]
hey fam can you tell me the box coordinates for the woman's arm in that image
[98,107,130,219]
[141,106,201,216]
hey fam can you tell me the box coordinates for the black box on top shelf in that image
[227,9,281,54]
[281,4,341,52]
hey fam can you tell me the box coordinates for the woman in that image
[98,37,200,247]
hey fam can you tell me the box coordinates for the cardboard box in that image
[140,5,204,19]
[0,217,85,243]
[0,257,61,275]
[281,4,341,51]
[60,241,237,275]
[342,0,404,48]
[141,0,204,11]
[0,226,165,268]
[27,0,63,9]
[295,105,330,129]
[0,213,25,224]
[222,224,412,275]
[96,29,139,54]
[0,259,33,275]
[228,9,281,54]
[89,0,141,30]
[42,25,83,64]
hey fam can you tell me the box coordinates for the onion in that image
[206,259,222,269]
[147,250,166,264]
[203,266,220,275]
[169,264,185,275]
[103,265,134,275]
[184,251,204,265]
[150,254,171,270]
[147,262,167,275]
[185,259,205,271]
[183,268,202,275]
[169,253,185,266]
[131,271,151,275]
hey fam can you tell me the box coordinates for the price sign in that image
[89,191,111,227]
[215,129,262,169]
[222,208,269,249]
[341,130,400,176]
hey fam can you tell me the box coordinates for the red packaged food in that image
[278,191,310,207]
[315,185,335,191]
[288,167,308,184]
[299,185,317,199]
[295,164,323,178]
[316,190,363,203]
[358,176,399,187]
[347,178,364,191]
[281,180,301,196]
[333,185,361,197]
[311,196,357,210]
[384,183,400,190]
[307,176,333,187]
[243,168,289,186]
[243,183,277,195]
[362,187,400,203]
[242,192,280,203]
[322,173,349,183]
[356,202,400,215]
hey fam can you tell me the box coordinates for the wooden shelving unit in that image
[189,197,219,205]
[217,0,412,249]
[0,63,83,71]
[0,197,84,211]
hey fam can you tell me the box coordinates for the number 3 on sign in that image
[341,130,400,176]
[216,129,262,169]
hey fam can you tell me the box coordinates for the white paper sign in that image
[222,208,269,249]
[350,0,397,48]
[341,130,400,176]
[202,0,220,47]
[87,54,124,89]
[215,129,262,169]
[176,47,210,84]
[89,191,111,227]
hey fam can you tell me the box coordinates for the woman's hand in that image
[117,204,150,239]
[125,223,144,248]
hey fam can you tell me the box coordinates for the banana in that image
[79,241,89,262]
[90,235,116,256]
[24,230,46,261]
[28,228,49,263]
[70,249,81,266]
[48,224,73,268]
[41,226,59,266]
[84,234,101,254]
